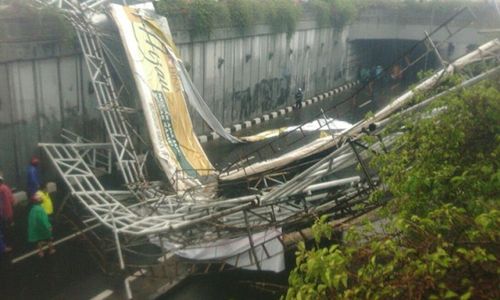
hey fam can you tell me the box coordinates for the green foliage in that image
[286,80,500,299]
[409,71,464,106]
[156,0,229,36]
[189,0,229,36]
[308,0,332,27]
[38,6,76,43]
[417,69,435,81]
[264,0,300,37]
[0,0,76,44]
[155,0,356,37]
[155,0,479,36]
[225,0,257,33]
[155,0,190,17]
[308,0,359,28]
[287,206,499,300]
[373,80,500,217]
[330,0,357,27]
[364,111,375,119]
[311,215,333,244]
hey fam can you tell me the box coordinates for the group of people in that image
[0,156,55,260]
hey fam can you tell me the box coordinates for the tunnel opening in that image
[348,39,440,86]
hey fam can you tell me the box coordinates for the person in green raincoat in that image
[28,192,55,257]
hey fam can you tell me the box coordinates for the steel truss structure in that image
[29,0,500,298]
[36,0,147,188]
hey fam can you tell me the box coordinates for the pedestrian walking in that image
[0,175,15,255]
[28,193,54,258]
[27,157,41,199]
[295,88,304,109]
[0,175,15,226]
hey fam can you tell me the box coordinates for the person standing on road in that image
[28,193,54,258]
[0,175,15,226]
[27,157,41,199]
[295,88,304,109]
[0,175,15,253]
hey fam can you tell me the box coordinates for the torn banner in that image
[110,4,217,193]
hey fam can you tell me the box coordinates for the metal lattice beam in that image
[35,0,145,187]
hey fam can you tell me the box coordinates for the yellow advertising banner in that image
[110,5,215,192]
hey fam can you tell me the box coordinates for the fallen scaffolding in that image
[23,1,500,298]
[41,57,500,298]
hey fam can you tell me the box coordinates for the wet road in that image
[204,86,374,169]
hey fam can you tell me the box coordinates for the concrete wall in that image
[167,5,496,131]
[172,21,349,132]
[0,55,103,188]
[0,10,102,188]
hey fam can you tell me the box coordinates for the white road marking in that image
[89,289,113,300]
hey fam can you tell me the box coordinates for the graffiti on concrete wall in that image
[232,75,291,121]
[256,76,291,112]
[232,88,252,121]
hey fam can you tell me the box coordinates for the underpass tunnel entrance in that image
[348,39,440,87]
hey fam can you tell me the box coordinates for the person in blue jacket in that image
[27,156,41,199]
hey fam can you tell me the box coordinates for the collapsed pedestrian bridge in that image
[25,0,500,298]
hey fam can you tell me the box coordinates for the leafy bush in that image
[374,80,500,217]
[308,0,332,27]
[154,0,190,17]
[287,206,500,300]
[225,0,257,33]
[188,0,229,36]
[154,0,485,36]
[156,0,228,36]
[263,0,300,37]
[308,0,359,27]
[156,0,303,37]
[286,79,500,299]
[0,0,76,44]
[330,0,357,27]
